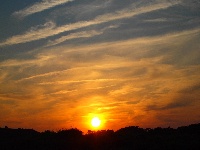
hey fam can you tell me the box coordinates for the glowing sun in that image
[91,117,101,127]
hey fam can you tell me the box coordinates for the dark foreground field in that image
[0,123,200,150]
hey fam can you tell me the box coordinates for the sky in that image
[0,0,200,132]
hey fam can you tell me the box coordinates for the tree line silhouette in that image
[0,123,200,150]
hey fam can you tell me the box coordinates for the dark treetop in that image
[0,123,200,150]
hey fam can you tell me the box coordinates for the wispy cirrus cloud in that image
[0,54,55,67]
[46,30,103,47]
[45,25,119,47]
[13,0,74,18]
[0,21,56,47]
[1,1,179,47]
[38,79,118,85]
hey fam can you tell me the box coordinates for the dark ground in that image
[0,123,200,150]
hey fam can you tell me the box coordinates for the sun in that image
[91,117,101,128]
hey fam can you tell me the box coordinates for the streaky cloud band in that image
[13,0,74,18]
[1,1,180,47]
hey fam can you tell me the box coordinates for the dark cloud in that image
[179,83,200,93]
[0,99,16,105]
[162,97,193,110]
[146,94,198,111]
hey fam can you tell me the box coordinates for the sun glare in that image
[91,117,101,128]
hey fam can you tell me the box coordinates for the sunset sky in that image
[0,0,200,133]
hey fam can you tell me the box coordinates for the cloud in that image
[162,98,193,110]
[146,95,196,111]
[38,79,118,85]
[13,0,74,18]
[45,25,119,47]
[46,30,103,47]
[179,83,200,93]
[1,25,200,130]
[0,54,54,67]
[143,18,168,23]
[0,1,179,47]
[0,21,56,47]
[0,71,7,83]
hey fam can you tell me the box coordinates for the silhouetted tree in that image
[0,123,200,150]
